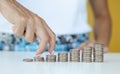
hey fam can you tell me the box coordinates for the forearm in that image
[0,0,26,25]
[0,0,9,9]
[11,0,35,16]
[94,16,111,46]
[12,0,31,14]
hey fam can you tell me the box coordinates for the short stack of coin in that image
[23,58,33,62]
[46,55,56,62]
[93,43,104,62]
[82,46,92,62]
[70,49,80,62]
[58,53,68,62]
[34,56,44,62]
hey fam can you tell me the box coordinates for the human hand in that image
[12,8,56,55]
[31,14,56,55]
[77,41,109,53]
[13,14,56,55]
[0,0,56,55]
[13,1,56,55]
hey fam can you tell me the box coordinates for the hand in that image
[77,41,109,53]
[32,14,56,55]
[13,1,56,55]
[13,14,56,55]
[0,0,56,55]
[12,1,56,55]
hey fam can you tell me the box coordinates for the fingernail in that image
[36,53,41,56]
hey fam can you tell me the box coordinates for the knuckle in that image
[28,39,33,43]
[17,16,28,25]
[12,15,27,25]
[51,33,56,40]
[25,36,33,43]
[20,16,27,22]
[14,31,22,37]
[27,18,34,26]
[14,28,23,37]
[14,33,22,37]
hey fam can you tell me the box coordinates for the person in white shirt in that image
[0,0,111,55]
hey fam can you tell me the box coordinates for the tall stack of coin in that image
[46,55,56,62]
[70,49,80,62]
[93,43,104,62]
[58,53,68,62]
[34,56,44,62]
[82,46,92,62]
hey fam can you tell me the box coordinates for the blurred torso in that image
[0,0,91,35]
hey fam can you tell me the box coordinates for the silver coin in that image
[46,55,56,62]
[94,43,104,48]
[23,58,33,62]
[34,56,44,62]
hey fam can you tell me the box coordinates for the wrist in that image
[0,0,8,2]
[0,0,9,5]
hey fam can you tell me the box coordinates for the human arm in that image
[0,0,56,55]
[78,0,111,52]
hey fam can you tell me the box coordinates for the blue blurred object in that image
[15,38,26,51]
[26,43,38,51]
[55,44,68,52]
[0,42,4,51]
[15,44,25,51]
[9,44,15,51]
[0,33,89,52]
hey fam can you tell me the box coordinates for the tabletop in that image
[0,51,120,74]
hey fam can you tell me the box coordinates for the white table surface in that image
[0,51,120,74]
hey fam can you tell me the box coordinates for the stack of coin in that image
[82,46,92,62]
[58,53,68,62]
[23,58,33,62]
[34,56,44,62]
[70,49,80,62]
[93,43,104,62]
[46,55,56,62]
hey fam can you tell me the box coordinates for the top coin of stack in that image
[94,43,104,49]
[46,55,56,62]
[82,46,92,62]
[70,49,80,62]
[34,56,44,62]
[93,43,104,62]
[58,53,68,62]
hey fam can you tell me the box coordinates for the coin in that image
[58,53,68,62]
[82,46,92,62]
[94,43,104,48]
[70,49,80,62]
[46,55,56,62]
[93,43,104,62]
[34,56,44,62]
[23,58,33,62]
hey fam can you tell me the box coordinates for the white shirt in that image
[0,0,91,35]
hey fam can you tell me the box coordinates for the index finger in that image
[36,39,47,55]
[41,20,56,54]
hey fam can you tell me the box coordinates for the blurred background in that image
[0,0,120,52]
[88,0,120,52]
